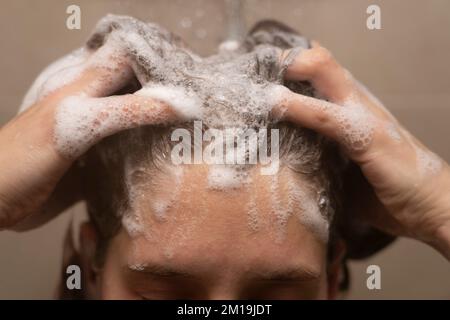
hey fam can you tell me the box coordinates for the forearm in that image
[0,70,174,230]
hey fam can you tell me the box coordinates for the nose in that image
[208,292,238,300]
[207,285,240,300]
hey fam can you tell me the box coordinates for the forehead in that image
[120,164,329,268]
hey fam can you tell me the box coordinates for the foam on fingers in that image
[54,95,171,158]
[136,85,202,120]
[19,48,89,112]
[414,145,443,178]
[272,86,377,153]
[20,15,345,252]
[19,37,133,112]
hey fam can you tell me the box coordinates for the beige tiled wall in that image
[0,0,449,299]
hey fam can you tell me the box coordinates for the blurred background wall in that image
[0,0,449,299]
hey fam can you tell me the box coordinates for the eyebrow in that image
[125,263,195,278]
[125,263,321,282]
[252,267,322,282]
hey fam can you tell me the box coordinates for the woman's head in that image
[77,120,346,299]
[61,17,392,299]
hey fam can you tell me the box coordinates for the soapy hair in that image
[67,18,395,296]
[81,122,344,247]
[78,17,344,256]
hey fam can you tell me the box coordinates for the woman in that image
[0,16,449,299]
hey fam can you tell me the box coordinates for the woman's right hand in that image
[275,42,450,259]
[0,46,178,230]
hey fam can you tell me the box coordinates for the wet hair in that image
[72,19,395,295]
[80,18,341,251]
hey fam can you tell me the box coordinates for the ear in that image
[78,221,101,299]
[327,238,347,299]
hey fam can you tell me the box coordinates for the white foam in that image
[207,165,250,190]
[42,16,339,249]
[127,263,146,271]
[313,96,375,152]
[385,122,402,142]
[54,96,104,157]
[336,98,377,151]
[218,40,240,52]
[415,145,442,177]
[84,33,134,95]
[271,85,377,152]
[287,175,329,242]
[19,33,133,113]
[150,166,184,221]
[136,85,202,120]
[121,158,148,238]
[122,212,145,238]
[19,48,89,112]
[246,191,260,232]
[267,84,289,105]
[54,95,168,158]
[270,174,291,242]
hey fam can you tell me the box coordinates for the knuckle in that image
[315,109,331,125]
[310,47,335,69]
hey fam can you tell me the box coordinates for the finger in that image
[54,93,178,159]
[274,86,377,153]
[80,35,135,98]
[63,37,134,99]
[36,36,134,103]
[22,50,133,113]
[283,42,356,104]
[282,42,397,123]
[276,87,344,140]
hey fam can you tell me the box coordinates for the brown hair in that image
[59,19,395,298]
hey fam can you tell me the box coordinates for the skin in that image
[0,46,177,230]
[277,42,450,258]
[78,165,342,299]
[0,42,449,299]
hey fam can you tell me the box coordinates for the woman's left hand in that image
[274,42,450,259]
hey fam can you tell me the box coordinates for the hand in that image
[274,42,450,259]
[0,45,178,230]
